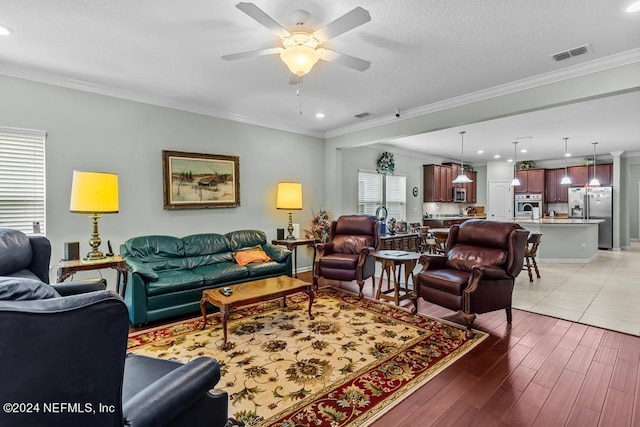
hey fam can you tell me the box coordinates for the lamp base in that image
[84,213,106,260]
[286,212,295,240]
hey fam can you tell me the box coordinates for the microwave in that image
[452,187,466,203]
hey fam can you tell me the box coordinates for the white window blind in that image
[358,170,406,220]
[0,127,46,234]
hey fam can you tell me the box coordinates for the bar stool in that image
[524,233,542,282]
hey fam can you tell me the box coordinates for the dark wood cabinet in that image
[380,233,420,252]
[514,169,544,194]
[544,168,569,203]
[568,165,589,187]
[426,163,476,203]
[594,163,612,186]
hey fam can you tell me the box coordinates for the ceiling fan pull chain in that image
[297,78,303,115]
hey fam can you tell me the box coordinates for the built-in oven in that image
[514,194,543,218]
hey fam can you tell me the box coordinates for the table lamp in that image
[70,171,119,260]
[276,182,302,240]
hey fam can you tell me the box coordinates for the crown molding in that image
[0,63,324,139]
[325,48,640,139]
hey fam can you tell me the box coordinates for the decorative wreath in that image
[376,152,395,175]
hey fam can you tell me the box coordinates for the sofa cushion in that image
[0,228,33,276]
[226,230,267,251]
[332,235,367,254]
[125,236,185,261]
[0,277,60,300]
[317,253,359,270]
[245,260,287,277]
[146,270,205,296]
[193,263,248,286]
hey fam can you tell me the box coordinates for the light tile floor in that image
[512,241,640,335]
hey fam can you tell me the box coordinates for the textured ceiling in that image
[1,0,639,162]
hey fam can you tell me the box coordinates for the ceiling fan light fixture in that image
[280,32,322,77]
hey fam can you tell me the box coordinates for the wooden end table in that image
[371,250,421,306]
[200,275,314,350]
[57,255,128,297]
[271,238,316,278]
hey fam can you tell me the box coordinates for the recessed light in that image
[626,1,640,12]
[520,149,527,153]
[507,159,513,163]
[315,113,325,119]
[494,154,501,159]
[565,153,572,157]
[477,150,484,154]
[0,25,13,36]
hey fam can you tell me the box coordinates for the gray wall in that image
[0,74,325,285]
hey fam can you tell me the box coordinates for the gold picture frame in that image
[162,150,240,209]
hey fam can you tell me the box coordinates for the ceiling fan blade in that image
[321,49,371,72]
[221,47,281,61]
[236,2,290,37]
[313,7,371,42]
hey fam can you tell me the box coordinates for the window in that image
[0,127,46,234]
[358,170,406,220]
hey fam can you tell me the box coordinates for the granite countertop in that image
[512,218,604,224]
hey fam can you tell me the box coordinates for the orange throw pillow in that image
[234,250,271,266]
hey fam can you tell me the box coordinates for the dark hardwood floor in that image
[132,272,640,426]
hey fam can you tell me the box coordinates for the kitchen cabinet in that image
[544,168,569,203]
[567,164,612,187]
[466,171,477,202]
[423,217,478,228]
[514,169,545,194]
[380,233,420,252]
[439,163,477,203]
[594,163,612,186]
[568,165,589,187]
[424,164,453,202]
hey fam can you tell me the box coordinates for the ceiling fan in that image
[222,2,372,78]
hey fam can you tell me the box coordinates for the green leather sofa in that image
[120,230,292,326]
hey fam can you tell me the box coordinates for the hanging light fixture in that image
[589,142,600,186]
[452,131,473,184]
[511,141,521,186]
[560,137,572,185]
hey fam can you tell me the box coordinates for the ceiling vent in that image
[552,44,591,61]
[353,112,371,119]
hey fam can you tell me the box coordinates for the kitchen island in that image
[513,218,604,263]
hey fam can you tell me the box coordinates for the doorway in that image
[488,180,512,221]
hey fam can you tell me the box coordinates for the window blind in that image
[0,127,46,234]
[358,170,406,220]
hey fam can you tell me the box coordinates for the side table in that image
[371,250,421,306]
[271,238,316,278]
[57,255,128,298]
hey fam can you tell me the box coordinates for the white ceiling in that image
[1,0,639,163]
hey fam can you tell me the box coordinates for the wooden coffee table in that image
[200,275,314,349]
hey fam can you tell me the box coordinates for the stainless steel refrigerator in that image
[568,186,613,249]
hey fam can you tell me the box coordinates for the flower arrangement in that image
[304,209,331,243]
[519,160,536,170]
[376,152,395,175]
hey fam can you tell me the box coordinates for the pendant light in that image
[510,141,521,186]
[560,137,572,184]
[589,142,600,186]
[452,131,473,184]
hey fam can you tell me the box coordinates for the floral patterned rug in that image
[127,287,486,426]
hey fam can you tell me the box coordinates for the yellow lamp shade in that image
[70,171,119,213]
[276,182,302,210]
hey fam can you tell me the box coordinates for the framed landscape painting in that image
[162,150,240,209]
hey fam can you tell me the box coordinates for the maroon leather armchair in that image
[413,220,528,338]
[313,215,380,298]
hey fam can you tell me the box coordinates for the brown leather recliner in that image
[313,215,380,298]
[412,220,529,338]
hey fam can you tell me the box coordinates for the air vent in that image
[353,112,371,119]
[552,44,591,61]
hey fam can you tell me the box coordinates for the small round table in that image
[371,250,421,306]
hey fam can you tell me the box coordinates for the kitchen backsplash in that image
[423,202,484,217]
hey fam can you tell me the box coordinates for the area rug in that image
[127,287,486,426]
